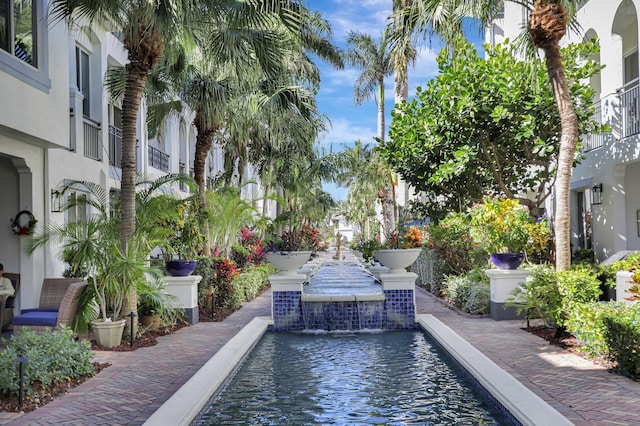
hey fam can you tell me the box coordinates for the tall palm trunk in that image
[377,78,385,142]
[119,66,147,329]
[529,0,576,271]
[193,119,215,256]
[120,27,162,330]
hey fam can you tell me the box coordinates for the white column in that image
[164,275,202,324]
[486,269,531,321]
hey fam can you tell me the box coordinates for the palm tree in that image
[393,0,582,271]
[345,31,399,237]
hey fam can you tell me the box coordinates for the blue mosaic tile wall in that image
[302,301,385,331]
[384,289,416,330]
[272,291,304,331]
[272,290,416,331]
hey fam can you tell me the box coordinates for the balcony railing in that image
[83,118,101,161]
[582,101,605,152]
[148,145,169,172]
[109,125,122,168]
[619,79,640,138]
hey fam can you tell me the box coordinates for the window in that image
[66,191,88,224]
[76,46,90,117]
[624,50,638,85]
[0,0,36,66]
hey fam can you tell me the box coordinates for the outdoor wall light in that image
[591,183,603,205]
[51,189,63,212]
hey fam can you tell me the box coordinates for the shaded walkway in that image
[0,286,639,425]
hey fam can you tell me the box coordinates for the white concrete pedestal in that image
[616,271,636,304]
[486,269,531,321]
[163,275,203,324]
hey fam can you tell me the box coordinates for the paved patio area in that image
[0,286,639,425]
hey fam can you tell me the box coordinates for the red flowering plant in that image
[231,227,266,268]
[267,224,321,253]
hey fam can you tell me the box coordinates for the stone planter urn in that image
[490,253,525,270]
[165,260,198,277]
[91,318,126,348]
[266,251,311,275]
[373,248,422,274]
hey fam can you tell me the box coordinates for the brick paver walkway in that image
[0,286,639,425]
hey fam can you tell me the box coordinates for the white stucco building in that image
[0,2,272,313]
[491,0,640,261]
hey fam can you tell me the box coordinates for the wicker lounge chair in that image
[13,280,88,335]
[1,272,20,331]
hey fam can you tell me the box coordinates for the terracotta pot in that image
[141,314,161,331]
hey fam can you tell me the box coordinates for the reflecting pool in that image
[195,331,513,425]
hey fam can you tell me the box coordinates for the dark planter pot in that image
[165,260,198,277]
[490,253,525,270]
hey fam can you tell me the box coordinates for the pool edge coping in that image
[145,314,572,426]
[143,316,272,426]
[417,314,572,426]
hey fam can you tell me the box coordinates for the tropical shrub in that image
[602,303,640,378]
[210,257,239,309]
[510,265,601,332]
[566,301,626,358]
[509,265,562,328]
[443,269,490,315]
[424,212,481,277]
[228,264,275,309]
[0,328,94,398]
[572,248,595,265]
[469,197,550,255]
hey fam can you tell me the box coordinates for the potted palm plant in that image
[160,197,204,277]
[28,176,188,347]
[469,197,550,269]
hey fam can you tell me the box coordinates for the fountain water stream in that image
[301,260,385,330]
[270,250,417,331]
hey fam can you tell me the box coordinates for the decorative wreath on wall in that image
[10,210,37,236]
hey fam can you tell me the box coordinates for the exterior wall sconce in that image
[51,189,63,212]
[591,183,603,205]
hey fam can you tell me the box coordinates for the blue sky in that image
[311,1,484,201]
[312,0,445,201]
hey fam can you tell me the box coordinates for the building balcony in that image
[582,100,605,152]
[109,125,122,168]
[83,117,101,161]
[148,145,169,172]
[618,79,640,139]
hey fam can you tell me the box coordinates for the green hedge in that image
[603,304,640,378]
[443,269,490,315]
[0,328,94,398]
[229,264,276,309]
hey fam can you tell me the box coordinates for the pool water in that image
[195,331,513,425]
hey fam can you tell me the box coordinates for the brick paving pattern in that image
[0,286,638,425]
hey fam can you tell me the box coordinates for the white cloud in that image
[317,117,377,146]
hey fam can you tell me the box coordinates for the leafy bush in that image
[566,301,626,358]
[228,264,275,309]
[424,212,481,279]
[0,328,94,398]
[443,269,490,315]
[509,265,562,328]
[572,248,595,265]
[602,304,640,378]
[194,256,239,309]
[510,265,601,332]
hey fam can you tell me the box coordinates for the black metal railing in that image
[619,79,640,138]
[83,118,101,160]
[108,125,122,168]
[582,100,605,152]
[148,145,169,172]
